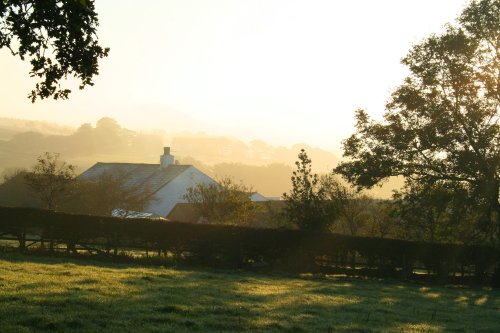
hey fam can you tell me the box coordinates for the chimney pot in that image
[160,147,174,169]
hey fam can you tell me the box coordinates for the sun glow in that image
[0,0,468,151]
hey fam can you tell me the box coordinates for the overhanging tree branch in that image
[0,0,109,102]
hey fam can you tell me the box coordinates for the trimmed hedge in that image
[0,206,498,284]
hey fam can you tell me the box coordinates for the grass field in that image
[0,252,499,333]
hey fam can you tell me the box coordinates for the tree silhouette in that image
[336,0,500,243]
[283,149,335,231]
[184,176,256,225]
[0,0,109,101]
[24,152,76,210]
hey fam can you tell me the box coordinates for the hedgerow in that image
[0,206,498,285]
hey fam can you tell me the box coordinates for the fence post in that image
[17,231,26,253]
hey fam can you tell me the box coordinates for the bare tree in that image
[24,152,76,210]
[64,171,154,217]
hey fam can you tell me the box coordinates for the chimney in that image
[160,146,174,169]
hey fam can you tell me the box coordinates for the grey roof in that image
[79,162,190,195]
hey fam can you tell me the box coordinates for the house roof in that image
[167,202,203,223]
[78,162,191,195]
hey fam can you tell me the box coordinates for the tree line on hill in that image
[0,117,163,161]
[0,117,345,198]
[0,117,73,140]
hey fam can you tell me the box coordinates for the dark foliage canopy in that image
[184,177,256,225]
[284,149,335,231]
[336,0,500,233]
[391,180,475,244]
[0,0,109,101]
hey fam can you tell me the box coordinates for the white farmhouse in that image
[79,147,216,217]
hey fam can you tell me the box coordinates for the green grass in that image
[0,252,498,333]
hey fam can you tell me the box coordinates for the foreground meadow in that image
[0,252,498,333]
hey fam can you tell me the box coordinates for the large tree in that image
[391,180,478,244]
[336,0,500,243]
[0,0,109,101]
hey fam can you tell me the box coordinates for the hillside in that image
[0,117,73,140]
[0,117,401,198]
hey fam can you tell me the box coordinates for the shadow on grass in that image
[0,252,499,333]
[0,249,176,270]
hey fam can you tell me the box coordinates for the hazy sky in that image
[0,0,468,152]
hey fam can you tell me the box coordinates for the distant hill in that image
[0,117,74,140]
[0,117,402,198]
[171,136,339,172]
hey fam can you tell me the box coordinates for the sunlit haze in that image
[0,0,467,152]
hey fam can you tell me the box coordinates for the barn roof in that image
[166,202,204,223]
[78,162,190,195]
